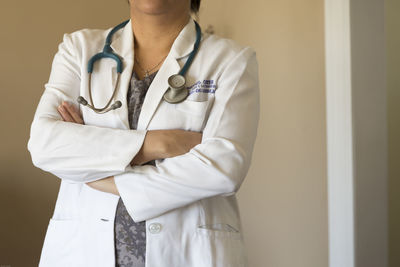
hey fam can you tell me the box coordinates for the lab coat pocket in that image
[175,99,211,117]
[39,218,82,267]
[197,223,242,239]
[173,99,213,132]
[194,223,246,267]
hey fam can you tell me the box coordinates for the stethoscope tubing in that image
[178,21,202,77]
[87,73,121,113]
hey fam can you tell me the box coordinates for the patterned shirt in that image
[114,70,158,267]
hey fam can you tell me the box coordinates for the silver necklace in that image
[134,55,167,78]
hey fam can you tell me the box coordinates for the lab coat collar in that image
[169,17,198,59]
[110,19,133,59]
[110,17,198,60]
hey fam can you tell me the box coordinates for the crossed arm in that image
[57,101,202,195]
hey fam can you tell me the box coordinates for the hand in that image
[86,176,120,196]
[57,101,84,124]
[131,129,202,165]
[159,129,203,158]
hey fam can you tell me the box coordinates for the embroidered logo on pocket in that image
[187,80,216,101]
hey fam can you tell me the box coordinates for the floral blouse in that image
[114,70,157,267]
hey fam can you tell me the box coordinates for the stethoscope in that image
[77,19,202,114]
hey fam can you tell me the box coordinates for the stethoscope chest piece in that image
[164,74,188,103]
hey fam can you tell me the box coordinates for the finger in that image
[62,101,84,124]
[57,105,75,122]
[57,105,65,121]
[63,101,84,124]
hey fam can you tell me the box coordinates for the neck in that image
[131,11,190,54]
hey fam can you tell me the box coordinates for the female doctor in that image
[27,0,260,266]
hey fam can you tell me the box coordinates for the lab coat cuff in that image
[114,170,153,222]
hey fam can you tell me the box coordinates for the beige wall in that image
[199,1,328,266]
[386,0,400,266]
[201,0,328,267]
[0,1,328,266]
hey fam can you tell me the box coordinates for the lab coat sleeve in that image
[27,33,147,183]
[114,47,260,222]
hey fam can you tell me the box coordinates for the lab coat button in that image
[148,223,162,234]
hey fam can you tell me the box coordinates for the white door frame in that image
[324,0,355,265]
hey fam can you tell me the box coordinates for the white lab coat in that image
[27,17,259,267]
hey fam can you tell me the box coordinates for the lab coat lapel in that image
[110,19,134,130]
[136,18,198,130]
[135,55,180,130]
[110,18,198,131]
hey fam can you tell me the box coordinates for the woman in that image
[27,0,260,266]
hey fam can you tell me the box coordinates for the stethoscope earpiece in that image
[111,101,122,110]
[77,96,88,106]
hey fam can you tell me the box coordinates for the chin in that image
[132,0,174,15]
